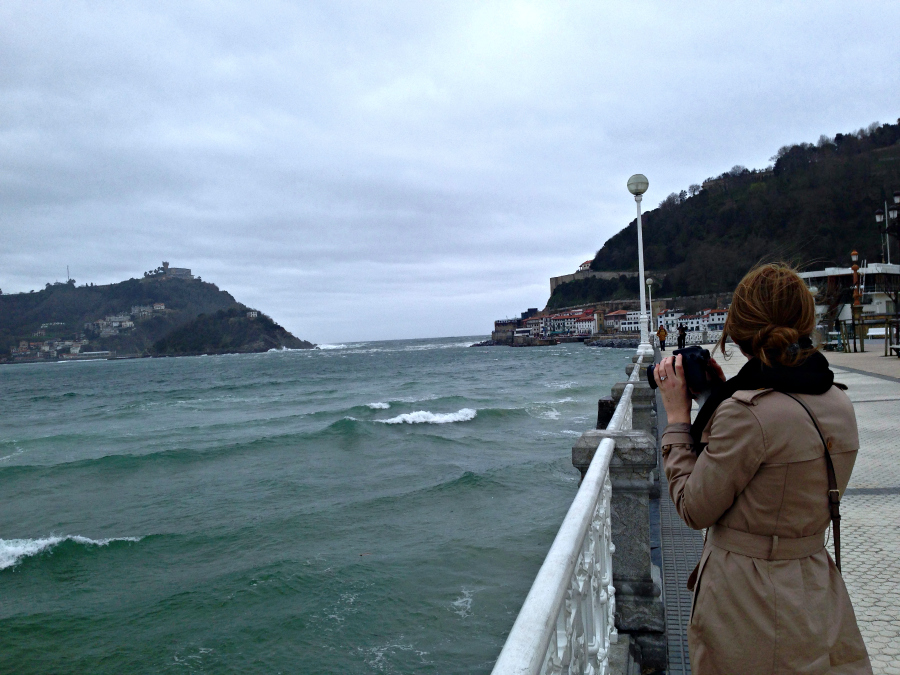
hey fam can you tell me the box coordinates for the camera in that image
[647,346,714,395]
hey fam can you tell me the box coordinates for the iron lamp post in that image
[875,191,900,264]
[646,278,654,333]
[851,250,861,353]
[627,174,650,347]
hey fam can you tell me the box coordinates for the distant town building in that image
[247,311,258,319]
[578,260,592,272]
[604,309,628,331]
[619,310,643,333]
[153,302,165,311]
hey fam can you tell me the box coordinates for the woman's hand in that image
[708,357,726,384]
[654,354,692,424]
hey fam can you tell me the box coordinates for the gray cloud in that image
[2,1,899,341]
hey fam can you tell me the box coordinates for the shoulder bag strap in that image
[782,393,842,572]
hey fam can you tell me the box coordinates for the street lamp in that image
[875,191,900,264]
[646,278,654,333]
[627,174,650,347]
[851,250,861,353]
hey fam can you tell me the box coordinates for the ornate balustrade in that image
[491,346,652,675]
[652,330,723,347]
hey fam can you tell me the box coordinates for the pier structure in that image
[492,344,900,675]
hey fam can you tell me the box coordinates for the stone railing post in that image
[573,427,665,671]
[572,354,665,671]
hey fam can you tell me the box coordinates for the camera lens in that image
[647,364,659,389]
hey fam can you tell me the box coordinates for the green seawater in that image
[0,337,630,674]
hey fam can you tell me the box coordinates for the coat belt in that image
[708,524,826,560]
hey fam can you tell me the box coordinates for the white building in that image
[574,312,596,335]
[799,263,899,322]
[657,309,685,332]
[619,310,643,333]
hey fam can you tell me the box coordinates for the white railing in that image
[491,349,647,675]
[652,330,723,347]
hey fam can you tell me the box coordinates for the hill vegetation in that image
[548,119,900,307]
[152,307,312,355]
[0,276,314,358]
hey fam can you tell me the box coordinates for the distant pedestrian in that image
[656,325,668,350]
[677,323,687,350]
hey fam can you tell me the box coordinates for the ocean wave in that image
[316,344,351,350]
[0,535,142,570]
[377,408,477,425]
[367,402,390,410]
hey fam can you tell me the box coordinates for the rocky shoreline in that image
[584,336,641,348]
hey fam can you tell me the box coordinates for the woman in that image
[656,263,871,674]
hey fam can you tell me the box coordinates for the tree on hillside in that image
[570,119,900,306]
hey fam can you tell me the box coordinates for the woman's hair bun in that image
[718,263,817,367]
[752,325,799,355]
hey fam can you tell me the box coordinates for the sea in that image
[0,337,630,674]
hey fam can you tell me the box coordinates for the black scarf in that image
[690,343,836,452]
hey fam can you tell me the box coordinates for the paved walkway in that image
[656,347,900,673]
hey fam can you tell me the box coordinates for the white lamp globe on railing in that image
[627,174,651,347]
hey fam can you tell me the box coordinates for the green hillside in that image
[0,276,313,358]
[152,307,312,356]
[548,119,900,308]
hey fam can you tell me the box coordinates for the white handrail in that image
[491,352,645,675]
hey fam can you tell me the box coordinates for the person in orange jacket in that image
[656,325,668,351]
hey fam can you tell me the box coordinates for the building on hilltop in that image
[161,261,194,280]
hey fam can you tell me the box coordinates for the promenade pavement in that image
[686,347,900,673]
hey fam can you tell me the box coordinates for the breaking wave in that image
[377,408,477,425]
[0,535,142,570]
[367,402,390,410]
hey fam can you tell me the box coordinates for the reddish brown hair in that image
[717,263,817,367]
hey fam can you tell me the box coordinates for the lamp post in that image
[875,190,900,264]
[851,250,861,353]
[627,174,650,347]
[646,278,654,333]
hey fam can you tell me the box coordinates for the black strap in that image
[782,393,842,572]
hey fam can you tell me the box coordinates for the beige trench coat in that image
[661,386,872,674]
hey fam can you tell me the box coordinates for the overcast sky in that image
[2,1,899,343]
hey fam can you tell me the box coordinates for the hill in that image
[0,274,314,360]
[548,119,900,308]
[152,307,312,356]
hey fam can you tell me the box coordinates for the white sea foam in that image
[0,535,142,570]
[377,408,477,425]
[545,380,577,390]
[538,408,561,420]
[316,344,349,350]
[451,589,474,618]
[367,402,390,410]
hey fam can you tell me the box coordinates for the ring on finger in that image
[660,374,668,381]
